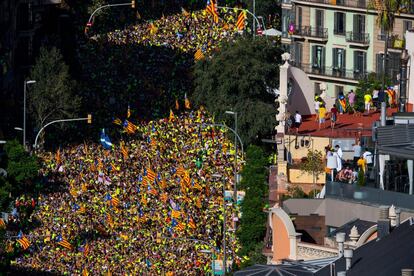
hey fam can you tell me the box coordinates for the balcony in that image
[346,31,370,46]
[297,63,369,82]
[292,26,328,41]
[293,0,367,9]
[377,34,405,51]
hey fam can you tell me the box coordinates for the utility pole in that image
[23,80,36,149]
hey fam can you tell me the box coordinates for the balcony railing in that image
[292,26,328,39]
[325,181,414,211]
[295,0,367,9]
[346,31,370,44]
[296,63,369,80]
[377,34,405,49]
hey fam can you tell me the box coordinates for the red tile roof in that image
[293,109,398,138]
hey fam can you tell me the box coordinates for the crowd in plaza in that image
[106,9,243,55]
[12,109,242,275]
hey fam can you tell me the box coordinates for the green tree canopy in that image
[193,37,281,145]
[237,145,268,261]
[28,47,80,139]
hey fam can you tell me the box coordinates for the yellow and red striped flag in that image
[147,168,156,183]
[206,0,219,23]
[175,99,180,110]
[17,232,30,250]
[113,118,122,126]
[120,142,128,159]
[171,209,181,219]
[127,105,131,119]
[176,221,185,231]
[188,217,196,229]
[56,235,73,251]
[111,197,120,207]
[236,10,247,30]
[83,243,90,257]
[55,148,61,164]
[0,218,6,229]
[184,93,191,109]
[194,49,204,61]
[169,109,175,122]
[82,268,89,276]
[193,181,203,191]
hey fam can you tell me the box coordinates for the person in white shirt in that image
[335,145,343,171]
[363,150,373,165]
[294,111,302,134]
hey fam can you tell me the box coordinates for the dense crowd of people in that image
[13,109,243,275]
[106,9,242,55]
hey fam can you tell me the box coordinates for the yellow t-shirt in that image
[319,107,326,119]
[364,94,372,104]
[357,158,366,172]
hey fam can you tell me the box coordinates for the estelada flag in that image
[236,10,247,31]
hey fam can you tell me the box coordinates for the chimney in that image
[395,208,401,227]
[402,269,413,276]
[389,205,397,226]
[344,248,353,270]
[349,226,360,246]
[336,232,346,257]
[337,272,346,276]
[377,205,390,239]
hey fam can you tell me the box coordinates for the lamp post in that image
[23,80,36,149]
[212,173,226,275]
[225,111,238,205]
[399,49,410,112]
[33,115,92,150]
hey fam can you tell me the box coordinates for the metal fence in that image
[325,181,414,210]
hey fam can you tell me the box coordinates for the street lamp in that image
[399,49,410,112]
[212,173,226,275]
[24,80,36,149]
[224,111,239,208]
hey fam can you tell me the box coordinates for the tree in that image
[355,73,392,112]
[299,149,325,198]
[237,145,268,260]
[193,37,282,145]
[28,47,80,147]
[368,0,411,102]
[3,140,39,195]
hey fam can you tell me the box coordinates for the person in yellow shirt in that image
[357,155,367,173]
[364,92,372,115]
[318,104,327,129]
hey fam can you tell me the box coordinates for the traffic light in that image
[131,0,135,8]
[87,114,92,124]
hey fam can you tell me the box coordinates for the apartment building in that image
[281,0,414,103]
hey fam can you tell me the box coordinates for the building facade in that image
[281,0,414,104]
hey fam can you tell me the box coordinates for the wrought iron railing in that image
[297,63,369,80]
[293,25,328,39]
[346,31,370,44]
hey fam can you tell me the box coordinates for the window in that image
[403,20,413,36]
[335,86,344,98]
[314,82,322,96]
[312,45,325,70]
[354,51,366,76]
[293,43,303,67]
[353,14,365,34]
[379,25,386,40]
[297,7,302,29]
[334,12,346,35]
[333,48,346,76]
[315,9,324,36]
